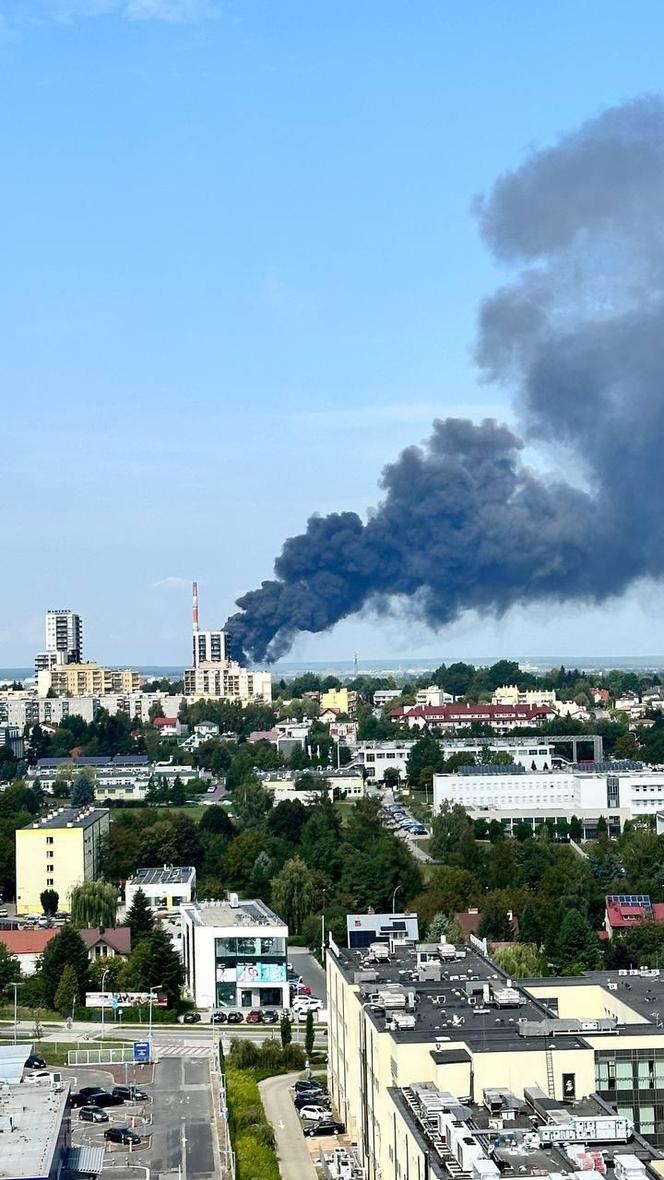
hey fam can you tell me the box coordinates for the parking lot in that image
[61,1055,219,1180]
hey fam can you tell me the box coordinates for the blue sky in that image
[2,0,664,667]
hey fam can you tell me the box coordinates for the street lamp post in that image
[9,982,21,1046]
[100,967,110,1042]
[148,984,162,1060]
[320,888,327,963]
[392,884,402,914]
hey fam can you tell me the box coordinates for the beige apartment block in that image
[37,663,140,698]
[326,935,664,1180]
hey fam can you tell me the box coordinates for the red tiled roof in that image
[153,716,178,728]
[605,898,664,929]
[79,927,131,954]
[0,929,58,955]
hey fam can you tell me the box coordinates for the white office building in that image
[433,761,664,837]
[353,738,556,781]
[180,896,289,1011]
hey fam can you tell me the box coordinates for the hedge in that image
[226,1067,280,1180]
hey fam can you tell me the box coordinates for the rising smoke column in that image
[226,96,664,663]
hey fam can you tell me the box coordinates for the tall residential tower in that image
[34,608,83,677]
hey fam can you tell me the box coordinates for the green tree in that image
[170,776,186,806]
[123,928,184,1006]
[271,856,317,934]
[429,803,474,861]
[125,888,154,945]
[40,925,90,1009]
[54,963,79,1015]
[425,912,451,942]
[70,881,117,929]
[280,1015,292,1049]
[40,889,59,916]
[71,769,96,807]
[519,903,543,946]
[478,903,513,942]
[233,779,273,828]
[493,944,548,978]
[556,910,600,973]
[0,943,20,993]
[304,1010,315,1058]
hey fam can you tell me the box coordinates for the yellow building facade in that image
[16,807,110,914]
[320,687,357,715]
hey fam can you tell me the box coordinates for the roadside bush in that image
[228,1038,305,1074]
[229,1040,260,1069]
[226,1067,279,1180]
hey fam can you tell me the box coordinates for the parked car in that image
[295,984,312,996]
[69,1093,89,1108]
[183,1012,201,1024]
[112,1085,148,1102]
[246,1009,263,1024]
[79,1087,106,1098]
[211,1011,227,1024]
[23,1071,52,1084]
[226,1011,244,1024]
[299,1105,331,1121]
[294,1080,326,1095]
[304,1120,345,1137]
[104,1127,141,1146]
[24,1054,46,1070]
[262,1009,279,1024]
[79,1106,109,1124]
[293,996,320,1013]
[294,1093,329,1111]
[89,1092,124,1108]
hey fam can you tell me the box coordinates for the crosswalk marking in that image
[153,1042,213,1058]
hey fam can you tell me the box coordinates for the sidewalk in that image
[259,1072,317,1180]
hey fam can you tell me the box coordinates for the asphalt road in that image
[290,946,327,1005]
[66,1056,219,1180]
[259,1072,318,1180]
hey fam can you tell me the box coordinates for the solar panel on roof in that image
[456,762,525,775]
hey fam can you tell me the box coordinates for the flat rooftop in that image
[389,1084,663,1180]
[129,866,195,886]
[183,898,286,929]
[330,942,664,1050]
[0,1078,70,1180]
[21,807,109,831]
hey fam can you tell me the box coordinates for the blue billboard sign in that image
[133,1041,150,1063]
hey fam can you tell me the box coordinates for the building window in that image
[46,836,54,845]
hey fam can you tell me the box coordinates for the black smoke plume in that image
[226,96,664,663]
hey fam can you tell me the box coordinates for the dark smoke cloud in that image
[226,95,664,663]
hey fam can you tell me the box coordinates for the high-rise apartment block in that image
[191,580,230,666]
[34,608,82,677]
[185,582,271,703]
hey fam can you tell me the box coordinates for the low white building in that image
[181,721,221,751]
[433,761,664,837]
[415,686,455,707]
[180,896,289,1011]
[373,689,402,708]
[261,767,365,802]
[353,740,417,781]
[125,866,196,913]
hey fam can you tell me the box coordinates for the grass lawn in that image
[415,837,432,855]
